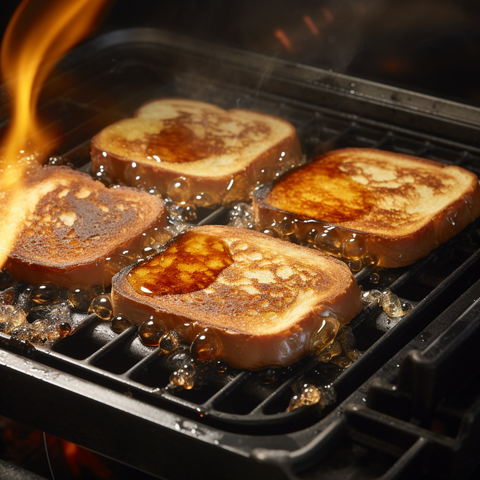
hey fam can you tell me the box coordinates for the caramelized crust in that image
[127,232,233,295]
[112,225,363,370]
[5,166,167,288]
[91,98,301,207]
[253,148,480,268]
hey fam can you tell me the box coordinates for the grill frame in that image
[1,27,480,479]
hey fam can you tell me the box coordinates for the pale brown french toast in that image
[112,225,363,370]
[253,148,480,268]
[91,98,301,207]
[4,166,167,288]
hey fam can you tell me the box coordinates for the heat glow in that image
[274,29,294,53]
[0,0,109,268]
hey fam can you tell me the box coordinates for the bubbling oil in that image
[362,288,412,319]
[88,294,113,321]
[0,282,76,348]
[191,328,221,363]
[138,318,166,347]
[310,322,361,368]
[94,144,303,209]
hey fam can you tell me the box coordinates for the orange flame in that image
[274,29,294,53]
[321,6,334,23]
[0,0,110,268]
[303,15,319,36]
[61,439,112,479]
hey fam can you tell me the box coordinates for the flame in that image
[303,15,319,36]
[0,0,110,268]
[321,6,334,23]
[61,439,112,479]
[274,29,294,53]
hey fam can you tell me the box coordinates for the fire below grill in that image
[1,28,480,480]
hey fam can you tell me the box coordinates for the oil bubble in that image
[317,340,342,363]
[0,305,27,333]
[362,289,382,305]
[111,315,132,334]
[257,367,280,385]
[214,360,229,374]
[191,328,221,362]
[167,177,190,205]
[310,317,340,355]
[67,286,99,311]
[159,331,180,355]
[30,284,62,305]
[369,272,380,284]
[88,294,113,321]
[138,319,166,347]
[381,289,405,317]
[169,368,195,390]
[105,254,132,276]
[286,383,323,411]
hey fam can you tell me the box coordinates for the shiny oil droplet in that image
[314,227,342,257]
[138,319,166,347]
[343,234,365,259]
[257,367,280,385]
[111,315,132,334]
[362,289,382,305]
[348,258,363,272]
[262,228,280,238]
[88,294,113,321]
[214,360,228,374]
[363,254,378,267]
[94,169,112,186]
[310,317,340,356]
[175,322,195,342]
[369,272,380,284]
[286,383,323,412]
[191,329,221,362]
[317,340,342,363]
[381,289,405,317]
[169,368,195,390]
[30,285,62,305]
[105,254,132,276]
[193,191,215,208]
[158,330,180,355]
[331,356,353,369]
[167,177,190,205]
[67,285,99,311]
[346,349,360,361]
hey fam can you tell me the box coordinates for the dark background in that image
[2,0,480,106]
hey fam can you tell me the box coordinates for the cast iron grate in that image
[1,29,480,478]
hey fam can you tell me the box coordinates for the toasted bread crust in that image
[5,167,167,288]
[91,98,301,207]
[112,225,362,370]
[253,148,480,268]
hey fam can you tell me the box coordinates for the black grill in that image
[1,28,480,479]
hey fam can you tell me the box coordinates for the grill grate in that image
[1,28,480,479]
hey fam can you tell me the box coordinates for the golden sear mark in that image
[127,231,234,296]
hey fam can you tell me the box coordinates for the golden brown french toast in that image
[112,225,363,370]
[253,148,480,268]
[4,166,167,288]
[91,98,301,207]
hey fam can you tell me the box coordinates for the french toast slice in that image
[91,98,301,207]
[4,166,167,288]
[253,148,480,268]
[112,225,363,370]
